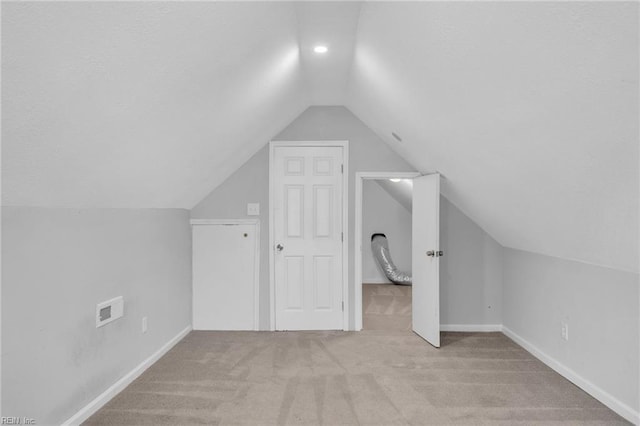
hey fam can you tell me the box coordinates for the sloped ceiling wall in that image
[346,2,639,272]
[2,2,361,209]
[376,179,412,212]
[3,2,637,272]
[2,2,309,208]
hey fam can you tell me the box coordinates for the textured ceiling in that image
[346,2,638,272]
[2,2,638,271]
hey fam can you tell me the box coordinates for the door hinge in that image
[342,301,344,311]
[341,232,344,242]
[341,164,344,174]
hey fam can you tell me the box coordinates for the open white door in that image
[412,174,441,347]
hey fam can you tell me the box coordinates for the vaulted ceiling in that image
[2,2,638,272]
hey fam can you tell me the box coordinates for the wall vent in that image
[96,296,124,328]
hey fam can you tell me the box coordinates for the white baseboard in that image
[440,324,503,332]
[502,326,639,425]
[62,325,192,426]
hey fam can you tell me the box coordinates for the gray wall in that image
[362,180,412,283]
[440,198,503,326]
[192,106,503,330]
[502,248,639,412]
[1,207,192,424]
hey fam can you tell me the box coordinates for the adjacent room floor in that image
[363,283,412,331]
[86,330,628,424]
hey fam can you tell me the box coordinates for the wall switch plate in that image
[247,203,260,216]
[142,316,148,333]
[561,322,569,341]
[96,296,124,328]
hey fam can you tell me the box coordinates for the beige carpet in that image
[85,327,629,425]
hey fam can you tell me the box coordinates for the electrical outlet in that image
[142,316,148,333]
[561,322,569,341]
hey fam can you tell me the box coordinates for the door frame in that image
[190,218,261,330]
[269,141,349,331]
[354,171,421,331]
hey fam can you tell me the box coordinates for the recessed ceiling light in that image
[314,45,328,54]
[390,178,402,183]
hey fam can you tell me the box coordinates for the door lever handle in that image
[436,250,444,257]
[426,250,435,257]
[276,243,284,252]
[427,250,444,257]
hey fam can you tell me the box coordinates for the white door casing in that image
[412,174,441,347]
[192,220,259,330]
[271,144,345,330]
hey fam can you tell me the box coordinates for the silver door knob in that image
[427,250,435,257]
[276,243,284,252]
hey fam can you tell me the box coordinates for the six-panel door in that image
[273,146,344,330]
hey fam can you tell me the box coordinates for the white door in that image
[273,146,344,330]
[412,174,441,347]
[192,223,258,330]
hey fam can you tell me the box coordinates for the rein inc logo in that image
[1,418,36,425]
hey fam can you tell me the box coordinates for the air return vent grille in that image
[96,296,124,328]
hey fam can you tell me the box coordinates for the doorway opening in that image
[355,172,420,331]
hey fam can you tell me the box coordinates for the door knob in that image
[276,243,284,252]
[426,250,435,257]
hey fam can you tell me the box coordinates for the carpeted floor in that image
[85,330,629,424]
